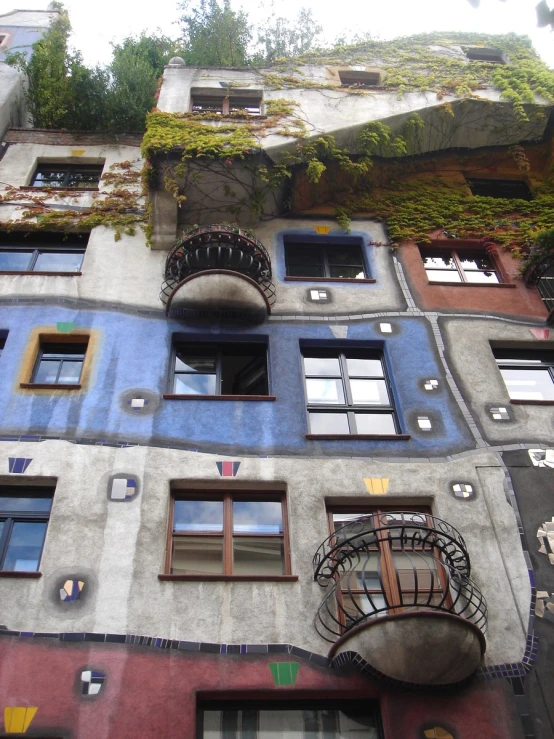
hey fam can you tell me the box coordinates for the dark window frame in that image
[30,339,88,387]
[465,47,506,64]
[419,245,503,285]
[302,348,400,437]
[284,238,370,281]
[167,339,271,399]
[493,348,554,403]
[0,487,54,573]
[466,177,532,200]
[0,232,88,274]
[338,70,380,87]
[166,490,292,578]
[191,94,262,116]
[30,163,104,190]
[0,330,6,359]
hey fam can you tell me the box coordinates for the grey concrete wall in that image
[0,64,25,138]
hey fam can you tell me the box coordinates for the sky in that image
[2,0,554,68]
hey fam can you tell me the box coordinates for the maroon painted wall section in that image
[0,638,524,739]
[398,237,548,320]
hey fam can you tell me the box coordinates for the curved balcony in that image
[524,252,554,325]
[160,225,276,322]
[313,512,487,686]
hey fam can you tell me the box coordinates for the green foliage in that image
[253,7,322,65]
[178,0,251,66]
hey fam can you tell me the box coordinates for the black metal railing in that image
[524,254,554,323]
[313,512,487,643]
[160,224,276,308]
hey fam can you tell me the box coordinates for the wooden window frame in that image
[163,491,294,581]
[0,487,54,573]
[419,245,506,285]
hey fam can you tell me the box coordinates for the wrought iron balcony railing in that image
[524,252,554,324]
[313,512,487,644]
[160,224,276,309]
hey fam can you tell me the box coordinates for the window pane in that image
[500,368,554,400]
[174,500,223,532]
[286,261,325,278]
[233,501,283,533]
[343,555,382,590]
[2,521,47,571]
[421,253,456,269]
[392,551,439,591]
[304,356,341,376]
[464,270,499,284]
[346,358,384,377]
[427,270,462,282]
[67,170,101,188]
[309,412,350,434]
[342,592,387,622]
[328,265,366,279]
[174,374,217,395]
[0,497,52,513]
[350,379,390,405]
[285,246,324,278]
[354,413,396,434]
[58,360,83,384]
[203,709,379,737]
[171,536,223,575]
[328,246,363,265]
[33,169,66,187]
[34,359,60,384]
[459,253,494,271]
[306,378,345,404]
[34,252,84,272]
[175,354,216,373]
[0,251,33,271]
[233,537,284,575]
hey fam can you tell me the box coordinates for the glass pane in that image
[328,246,363,264]
[174,374,217,395]
[306,378,345,404]
[464,270,499,283]
[342,592,387,623]
[58,360,83,384]
[286,262,325,278]
[233,501,283,533]
[0,497,52,513]
[392,551,439,592]
[421,253,456,269]
[171,536,223,575]
[34,359,60,384]
[203,709,379,737]
[286,246,324,277]
[303,356,341,376]
[33,169,66,187]
[354,413,396,434]
[343,554,381,590]
[67,170,101,188]
[175,353,216,373]
[174,500,223,532]
[233,537,284,575]
[309,412,350,434]
[328,265,365,279]
[346,358,383,377]
[350,379,390,405]
[0,251,33,271]
[427,270,462,282]
[2,521,47,571]
[34,252,84,273]
[459,253,494,270]
[500,368,554,400]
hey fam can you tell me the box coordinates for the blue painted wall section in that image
[0,306,474,456]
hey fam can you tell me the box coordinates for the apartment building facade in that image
[0,32,553,739]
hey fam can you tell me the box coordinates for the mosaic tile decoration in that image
[119,389,160,416]
[535,590,554,618]
[490,406,510,421]
[529,449,554,468]
[3,706,38,734]
[537,518,554,565]
[452,483,474,500]
[364,478,389,495]
[424,379,439,391]
[8,457,32,474]
[529,328,550,340]
[423,729,454,739]
[81,670,105,696]
[269,662,300,687]
[314,225,331,235]
[56,321,75,334]
[379,323,392,333]
[216,461,240,477]
[109,477,137,501]
[329,325,348,339]
[418,416,432,431]
[60,580,84,602]
[308,289,330,303]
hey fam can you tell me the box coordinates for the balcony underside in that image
[329,609,485,686]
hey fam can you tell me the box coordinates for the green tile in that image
[56,322,75,333]
[269,662,299,687]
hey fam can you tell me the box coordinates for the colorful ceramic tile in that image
[423,729,454,739]
[490,406,509,420]
[216,461,240,477]
[8,458,32,474]
[529,449,554,468]
[418,416,432,430]
[3,706,38,734]
[424,379,439,390]
[309,289,329,302]
[56,322,75,334]
[71,149,86,156]
[452,483,474,499]
[60,579,84,602]
[379,323,392,333]
[537,517,554,565]
[364,478,389,495]
[269,662,300,686]
[314,225,330,234]
[329,325,348,339]
[529,328,550,340]
[81,670,105,696]
[110,478,137,500]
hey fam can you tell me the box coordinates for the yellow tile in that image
[314,225,330,234]
[4,706,38,733]
[424,731,436,739]
[364,477,389,494]
[71,149,86,156]
[436,730,453,739]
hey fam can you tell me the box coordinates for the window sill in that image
[426,281,516,288]
[284,276,376,284]
[0,571,42,578]
[20,383,82,390]
[510,399,554,406]
[158,574,298,582]
[19,186,99,193]
[306,434,411,440]
[0,271,82,277]
[163,394,276,401]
